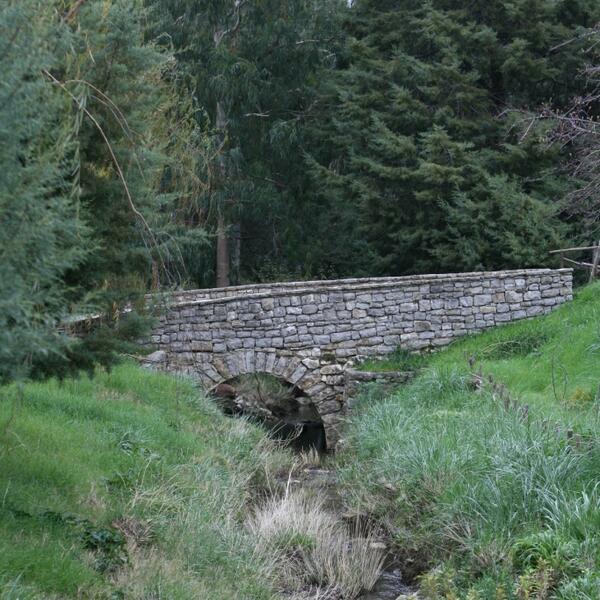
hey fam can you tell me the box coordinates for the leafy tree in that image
[311,0,600,275]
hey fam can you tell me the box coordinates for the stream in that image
[212,375,419,599]
[283,464,418,600]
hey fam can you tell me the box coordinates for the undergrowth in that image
[0,363,292,599]
[357,348,428,373]
[338,282,600,599]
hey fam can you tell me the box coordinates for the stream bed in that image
[212,374,418,599]
[285,465,419,600]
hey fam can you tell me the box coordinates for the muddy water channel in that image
[211,374,418,600]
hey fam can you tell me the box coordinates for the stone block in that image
[331,331,353,343]
[400,302,418,312]
[524,290,541,301]
[474,293,492,306]
[302,304,318,315]
[321,364,343,375]
[302,358,320,370]
[414,320,431,332]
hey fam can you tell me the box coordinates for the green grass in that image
[337,283,600,599]
[0,363,291,599]
[357,348,428,373]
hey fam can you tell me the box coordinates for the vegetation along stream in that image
[211,373,419,599]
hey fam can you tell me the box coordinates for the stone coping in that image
[156,269,572,309]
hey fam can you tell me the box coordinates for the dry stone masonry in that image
[145,268,573,447]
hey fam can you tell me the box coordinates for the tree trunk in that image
[231,222,241,285]
[216,214,230,287]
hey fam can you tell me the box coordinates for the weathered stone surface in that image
[144,350,167,364]
[142,268,573,448]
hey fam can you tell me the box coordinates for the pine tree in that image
[311,0,600,275]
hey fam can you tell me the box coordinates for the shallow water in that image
[359,568,416,599]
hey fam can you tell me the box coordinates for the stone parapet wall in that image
[146,268,573,447]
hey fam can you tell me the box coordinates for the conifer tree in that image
[150,0,345,285]
[0,0,203,381]
[0,1,88,381]
[311,0,600,275]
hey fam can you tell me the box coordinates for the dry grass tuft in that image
[295,447,322,468]
[248,486,385,599]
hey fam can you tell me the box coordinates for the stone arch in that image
[194,349,342,448]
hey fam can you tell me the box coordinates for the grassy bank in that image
[0,363,291,599]
[338,283,600,599]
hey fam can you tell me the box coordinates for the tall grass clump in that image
[248,487,385,598]
[338,359,600,597]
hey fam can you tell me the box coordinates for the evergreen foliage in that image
[0,0,203,382]
[150,0,345,284]
[0,2,87,381]
[310,0,600,275]
[61,0,206,298]
[3,0,600,383]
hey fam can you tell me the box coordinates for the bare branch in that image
[213,0,250,47]
[63,0,88,23]
[42,69,168,277]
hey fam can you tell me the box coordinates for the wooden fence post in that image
[589,241,600,283]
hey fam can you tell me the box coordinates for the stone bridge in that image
[145,268,572,447]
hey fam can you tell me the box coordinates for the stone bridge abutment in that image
[145,269,573,447]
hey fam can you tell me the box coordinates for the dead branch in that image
[213,0,250,47]
[63,0,88,23]
[43,69,168,279]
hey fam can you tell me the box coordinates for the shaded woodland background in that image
[2,0,600,380]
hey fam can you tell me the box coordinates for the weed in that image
[82,525,127,573]
[478,328,549,360]
[511,531,581,581]
[516,559,556,599]
[567,387,594,407]
[357,348,428,373]
[249,488,385,599]
[555,571,600,599]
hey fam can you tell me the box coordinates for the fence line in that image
[549,242,600,282]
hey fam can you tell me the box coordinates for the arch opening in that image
[210,372,326,453]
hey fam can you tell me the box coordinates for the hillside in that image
[0,364,290,599]
[340,283,600,599]
[2,286,599,599]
